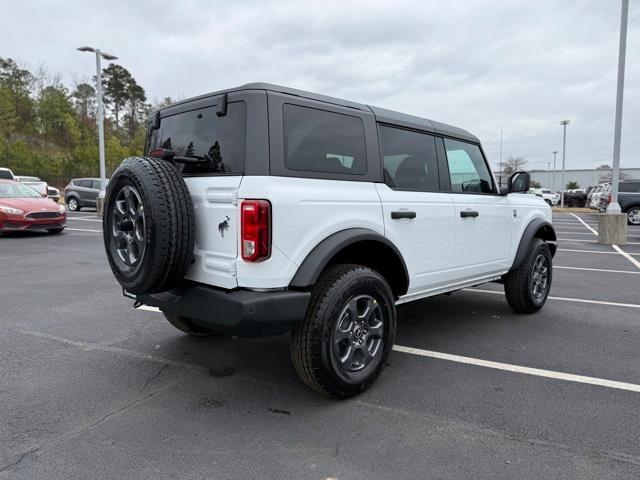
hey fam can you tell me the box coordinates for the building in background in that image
[525,166,640,191]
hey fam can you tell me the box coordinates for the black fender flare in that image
[510,219,557,271]
[289,228,409,294]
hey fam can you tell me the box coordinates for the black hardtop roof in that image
[158,82,479,143]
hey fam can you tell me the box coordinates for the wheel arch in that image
[510,219,557,272]
[289,228,409,298]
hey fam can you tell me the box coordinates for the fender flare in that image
[289,228,409,293]
[510,219,557,271]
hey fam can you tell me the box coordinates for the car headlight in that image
[0,205,24,215]
[58,204,66,214]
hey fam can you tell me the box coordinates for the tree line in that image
[0,57,172,186]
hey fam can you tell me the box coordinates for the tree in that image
[530,180,542,188]
[102,64,133,128]
[502,156,528,176]
[0,57,35,131]
[125,79,146,138]
[72,82,96,121]
[566,181,580,190]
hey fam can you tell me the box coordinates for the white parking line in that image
[555,231,601,235]
[555,265,640,275]
[557,248,619,255]
[467,288,640,309]
[570,213,640,270]
[66,227,102,233]
[392,345,640,393]
[67,217,102,223]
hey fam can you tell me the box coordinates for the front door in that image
[442,138,511,281]
[375,125,457,295]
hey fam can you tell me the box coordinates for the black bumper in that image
[138,283,311,336]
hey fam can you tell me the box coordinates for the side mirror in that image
[508,171,530,193]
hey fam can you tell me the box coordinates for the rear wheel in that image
[290,264,396,398]
[163,312,218,336]
[627,207,640,225]
[504,238,552,313]
[67,197,79,211]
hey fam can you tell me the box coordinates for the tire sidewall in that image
[526,241,553,308]
[317,269,396,393]
[67,197,78,211]
[103,160,159,293]
[628,208,640,225]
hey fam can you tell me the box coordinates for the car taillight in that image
[241,200,271,262]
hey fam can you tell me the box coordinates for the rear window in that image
[283,104,366,175]
[150,102,247,175]
[0,170,13,180]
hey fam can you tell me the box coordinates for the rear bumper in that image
[138,283,311,336]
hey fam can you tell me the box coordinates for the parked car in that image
[64,178,103,211]
[597,184,612,212]
[16,175,61,203]
[0,179,66,234]
[589,184,608,209]
[529,188,559,206]
[597,180,640,224]
[563,190,587,207]
[0,167,16,180]
[102,83,557,398]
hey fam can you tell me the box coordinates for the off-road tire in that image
[103,156,195,295]
[290,264,396,398]
[503,238,552,313]
[163,312,218,336]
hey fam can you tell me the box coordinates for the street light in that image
[547,162,551,188]
[76,46,118,208]
[607,0,628,214]
[560,121,570,208]
[552,151,558,191]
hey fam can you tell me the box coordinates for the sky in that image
[3,0,639,171]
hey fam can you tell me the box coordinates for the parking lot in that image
[1,211,639,479]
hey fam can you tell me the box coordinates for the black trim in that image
[139,283,311,336]
[289,228,409,291]
[510,219,557,271]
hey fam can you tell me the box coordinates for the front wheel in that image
[67,197,79,211]
[627,207,640,225]
[503,238,553,313]
[290,264,397,398]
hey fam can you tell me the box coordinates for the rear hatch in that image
[148,101,247,289]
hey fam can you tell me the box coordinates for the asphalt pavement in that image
[1,212,639,479]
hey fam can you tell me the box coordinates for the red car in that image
[0,179,67,234]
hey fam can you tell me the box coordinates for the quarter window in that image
[379,126,439,191]
[283,104,366,175]
[444,139,494,194]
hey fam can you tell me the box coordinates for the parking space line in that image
[67,217,102,223]
[570,213,640,270]
[555,265,640,275]
[467,288,640,309]
[66,227,102,233]
[558,248,619,255]
[392,345,640,393]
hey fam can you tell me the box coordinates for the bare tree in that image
[502,156,528,176]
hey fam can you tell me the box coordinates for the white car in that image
[15,175,60,203]
[529,188,560,206]
[0,167,16,180]
[101,83,557,398]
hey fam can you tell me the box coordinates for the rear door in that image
[148,92,258,289]
[441,138,511,281]
[375,125,457,295]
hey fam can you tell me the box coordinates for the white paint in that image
[67,217,103,223]
[467,288,640,309]
[570,213,598,235]
[66,227,102,233]
[612,244,640,270]
[555,265,640,275]
[557,248,619,255]
[392,345,640,393]
[138,305,161,312]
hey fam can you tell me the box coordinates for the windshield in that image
[0,182,42,198]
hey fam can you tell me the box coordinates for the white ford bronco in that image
[103,83,556,398]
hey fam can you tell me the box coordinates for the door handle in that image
[391,211,416,219]
[460,210,479,218]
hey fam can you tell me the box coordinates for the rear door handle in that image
[391,211,416,219]
[460,210,479,218]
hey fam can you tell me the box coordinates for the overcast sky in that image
[3,0,639,170]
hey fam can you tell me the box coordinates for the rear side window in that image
[0,170,13,180]
[151,102,247,175]
[379,125,439,191]
[620,181,640,192]
[77,180,91,188]
[444,139,494,194]
[283,104,366,175]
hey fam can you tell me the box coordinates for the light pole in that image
[552,151,558,191]
[77,46,118,209]
[560,121,570,207]
[607,0,628,214]
[547,162,551,187]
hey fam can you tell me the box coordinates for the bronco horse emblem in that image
[218,216,231,237]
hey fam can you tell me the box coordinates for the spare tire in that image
[103,156,195,295]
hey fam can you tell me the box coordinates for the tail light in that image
[241,200,271,262]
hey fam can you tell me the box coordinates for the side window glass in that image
[283,104,366,175]
[92,180,102,189]
[379,125,439,191]
[444,139,494,193]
